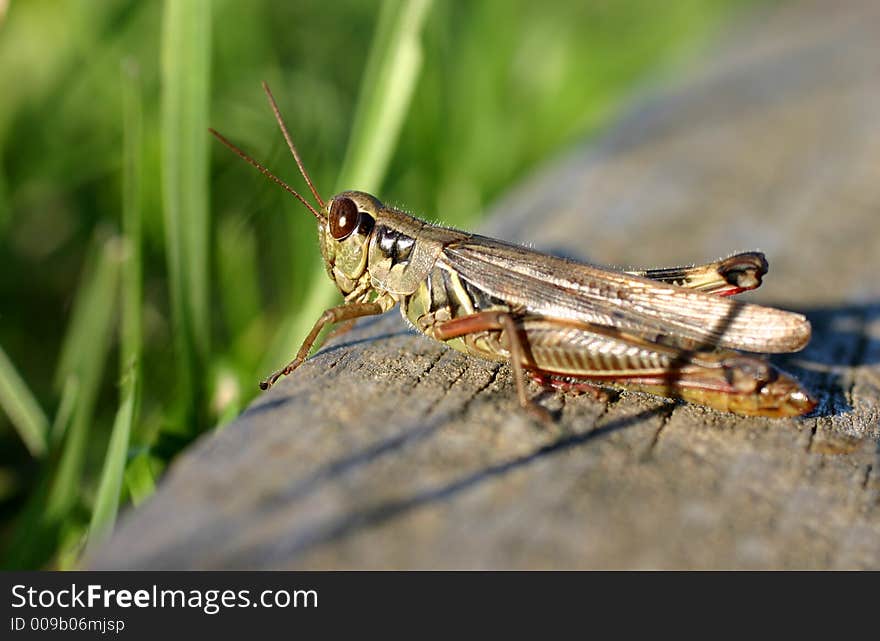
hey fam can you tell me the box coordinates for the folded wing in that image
[442,237,810,353]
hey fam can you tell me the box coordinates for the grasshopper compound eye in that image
[329,197,359,240]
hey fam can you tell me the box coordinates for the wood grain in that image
[91,0,880,569]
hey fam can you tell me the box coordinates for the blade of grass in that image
[160,0,212,427]
[87,60,145,547]
[0,345,49,457]
[261,0,433,376]
[3,376,79,568]
[119,58,143,404]
[87,389,134,546]
[56,522,88,570]
[337,0,434,192]
[125,450,157,506]
[46,236,121,520]
[217,216,261,351]
[54,236,114,390]
[2,475,56,569]
[48,375,78,447]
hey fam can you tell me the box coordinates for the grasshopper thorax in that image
[320,191,382,295]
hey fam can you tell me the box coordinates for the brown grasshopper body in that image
[211,84,816,420]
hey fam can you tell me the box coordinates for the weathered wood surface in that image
[92,0,880,569]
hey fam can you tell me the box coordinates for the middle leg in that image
[431,310,552,422]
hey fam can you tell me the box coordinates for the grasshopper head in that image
[210,84,384,297]
[319,191,381,294]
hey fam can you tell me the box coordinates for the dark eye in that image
[329,197,359,240]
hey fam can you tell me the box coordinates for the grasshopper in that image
[210,83,815,419]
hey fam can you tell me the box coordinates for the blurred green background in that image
[0,0,758,568]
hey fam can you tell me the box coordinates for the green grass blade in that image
[87,388,134,546]
[46,237,121,520]
[120,59,143,400]
[0,344,49,457]
[86,60,146,547]
[125,450,157,506]
[54,237,115,390]
[160,0,212,424]
[1,475,56,569]
[217,216,261,350]
[2,374,79,568]
[56,522,88,570]
[49,376,79,447]
[261,0,433,376]
[336,0,434,192]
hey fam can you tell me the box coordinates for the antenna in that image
[208,128,322,221]
[262,81,325,209]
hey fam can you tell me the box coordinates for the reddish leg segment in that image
[432,310,552,422]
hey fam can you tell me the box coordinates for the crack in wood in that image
[418,366,467,418]
[460,364,503,415]
[843,309,872,409]
[412,350,446,388]
[646,403,677,458]
[807,424,819,453]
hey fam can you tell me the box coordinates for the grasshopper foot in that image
[259,359,304,390]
